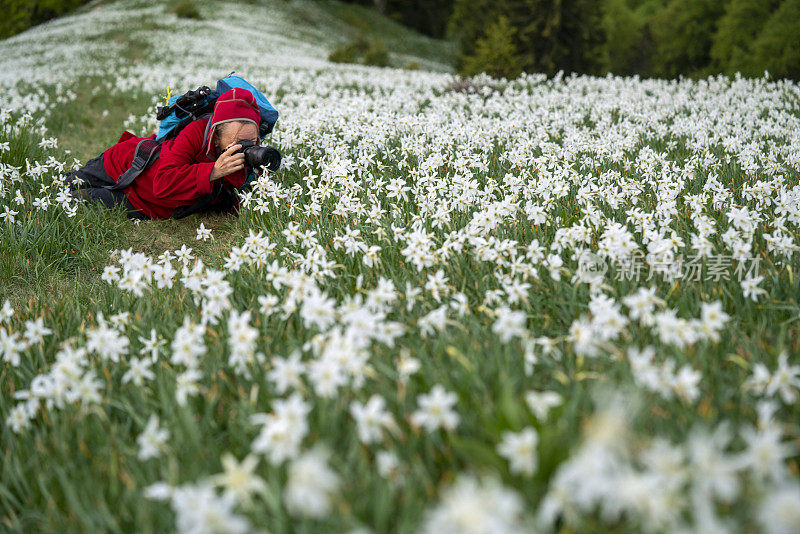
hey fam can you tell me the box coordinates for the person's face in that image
[216,122,259,153]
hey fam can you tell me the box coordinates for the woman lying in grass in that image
[65,88,262,220]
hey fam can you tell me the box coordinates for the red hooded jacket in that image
[102,88,262,220]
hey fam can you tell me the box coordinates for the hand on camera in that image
[210,143,245,181]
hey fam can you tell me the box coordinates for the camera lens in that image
[243,146,281,171]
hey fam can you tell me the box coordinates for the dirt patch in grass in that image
[125,212,245,258]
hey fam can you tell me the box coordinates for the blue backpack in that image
[156,74,279,141]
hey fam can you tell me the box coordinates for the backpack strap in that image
[105,138,162,191]
[198,112,216,158]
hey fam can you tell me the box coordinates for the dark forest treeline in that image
[0,0,93,39]
[349,0,800,80]
[3,0,798,80]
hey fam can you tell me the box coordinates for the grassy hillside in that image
[0,0,455,163]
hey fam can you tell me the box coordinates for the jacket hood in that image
[202,87,261,159]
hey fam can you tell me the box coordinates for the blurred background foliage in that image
[341,0,800,80]
[2,0,799,80]
[0,0,92,39]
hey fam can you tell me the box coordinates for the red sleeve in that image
[153,122,215,200]
[224,169,247,189]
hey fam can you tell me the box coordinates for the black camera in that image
[233,140,281,171]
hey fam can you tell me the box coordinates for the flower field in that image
[1,1,800,532]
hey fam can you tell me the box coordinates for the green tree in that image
[339,0,455,38]
[385,0,454,38]
[461,15,524,78]
[711,0,778,76]
[600,0,645,75]
[451,0,605,77]
[750,0,800,80]
[449,0,499,62]
[648,0,728,78]
[0,0,91,39]
[507,0,605,75]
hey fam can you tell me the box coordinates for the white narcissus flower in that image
[669,365,702,403]
[492,306,527,343]
[738,425,797,483]
[376,450,401,480]
[258,294,280,315]
[153,262,177,289]
[170,483,250,534]
[122,357,155,386]
[23,317,52,345]
[588,293,627,341]
[397,352,421,384]
[250,414,300,465]
[299,289,336,331]
[362,245,382,267]
[206,453,268,507]
[758,482,800,534]
[72,370,103,408]
[418,306,448,337]
[0,205,19,224]
[546,253,563,281]
[687,423,742,506]
[411,384,460,433]
[0,299,14,323]
[101,265,121,284]
[497,427,539,476]
[741,274,767,301]
[652,309,697,349]
[227,310,260,376]
[6,404,32,433]
[284,447,341,519]
[421,474,528,534]
[698,301,730,342]
[196,222,212,241]
[307,356,347,398]
[349,394,395,444]
[85,314,129,362]
[569,316,600,357]
[268,351,305,394]
[137,415,169,460]
[425,269,449,302]
[525,390,563,420]
[170,317,207,368]
[765,351,800,405]
[622,286,664,326]
[250,393,311,465]
[138,329,166,363]
[0,327,27,367]
[175,369,203,406]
